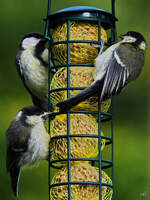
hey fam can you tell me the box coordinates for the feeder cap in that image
[55,6,110,14]
[47,6,117,29]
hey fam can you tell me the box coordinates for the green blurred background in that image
[0,0,149,199]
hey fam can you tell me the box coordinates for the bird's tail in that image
[57,80,102,112]
[10,167,20,197]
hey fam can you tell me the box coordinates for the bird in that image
[56,31,147,112]
[6,106,50,196]
[16,32,54,111]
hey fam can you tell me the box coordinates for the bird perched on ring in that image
[6,106,50,196]
[57,31,147,112]
[16,32,54,111]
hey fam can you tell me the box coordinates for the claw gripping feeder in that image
[44,1,117,200]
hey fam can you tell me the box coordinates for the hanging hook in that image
[111,0,115,16]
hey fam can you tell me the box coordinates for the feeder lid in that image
[47,6,117,29]
[55,6,110,15]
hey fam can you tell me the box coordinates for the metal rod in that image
[47,22,51,200]
[50,134,112,140]
[111,0,115,16]
[52,40,111,46]
[48,110,112,117]
[98,19,102,200]
[50,158,113,163]
[66,19,71,200]
[51,63,94,67]
[50,163,113,170]
[44,0,51,38]
[50,87,88,92]
[44,2,51,200]
[47,0,51,15]
[48,47,51,200]
[50,181,113,188]
[111,0,117,43]
[111,99,114,200]
[50,160,113,170]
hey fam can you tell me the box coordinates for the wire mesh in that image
[44,1,117,200]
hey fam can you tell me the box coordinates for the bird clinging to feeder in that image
[6,106,50,196]
[16,32,54,112]
[57,31,147,112]
[50,66,111,112]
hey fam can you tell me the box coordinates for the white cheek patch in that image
[15,111,23,120]
[114,51,125,67]
[26,115,41,125]
[22,37,40,49]
[123,36,136,43]
[139,41,146,50]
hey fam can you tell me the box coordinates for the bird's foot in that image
[90,39,105,56]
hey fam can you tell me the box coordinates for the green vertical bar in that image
[111,0,115,16]
[44,0,51,38]
[48,40,51,200]
[66,19,71,200]
[98,19,102,200]
[111,1,117,197]
[111,0,117,42]
[111,99,114,200]
[111,1,116,199]
[44,1,51,200]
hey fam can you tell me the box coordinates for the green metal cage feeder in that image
[44,1,117,200]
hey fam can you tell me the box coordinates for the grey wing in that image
[100,44,144,101]
[16,50,47,109]
[6,120,30,171]
[16,50,31,93]
[16,50,24,79]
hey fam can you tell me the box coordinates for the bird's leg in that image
[90,39,105,56]
[98,39,105,56]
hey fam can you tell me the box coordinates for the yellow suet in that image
[50,113,105,167]
[52,21,107,64]
[50,67,111,111]
[50,162,112,200]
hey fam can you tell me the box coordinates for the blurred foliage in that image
[0,0,150,199]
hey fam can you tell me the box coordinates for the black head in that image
[21,106,44,117]
[22,32,45,41]
[120,31,147,50]
[18,106,49,127]
[122,31,146,42]
[19,32,47,50]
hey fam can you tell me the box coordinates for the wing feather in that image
[100,43,145,101]
[100,51,128,101]
[6,119,30,171]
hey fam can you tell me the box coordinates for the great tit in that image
[6,106,50,196]
[57,31,147,112]
[16,32,54,111]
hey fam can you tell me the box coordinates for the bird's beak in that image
[40,112,51,120]
[120,34,125,39]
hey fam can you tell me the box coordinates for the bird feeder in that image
[44,0,117,199]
